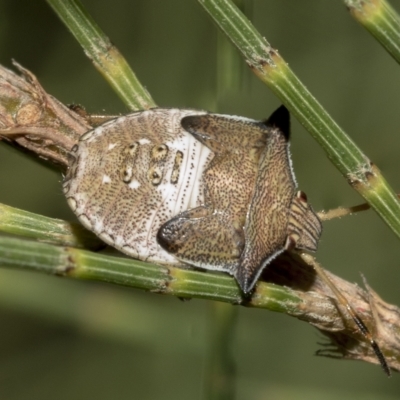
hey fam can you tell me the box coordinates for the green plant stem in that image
[198,0,400,239]
[0,235,300,310]
[345,0,400,64]
[46,0,156,110]
[0,203,103,250]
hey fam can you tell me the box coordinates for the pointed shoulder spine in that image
[264,105,290,141]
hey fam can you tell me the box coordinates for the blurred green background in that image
[1,1,400,399]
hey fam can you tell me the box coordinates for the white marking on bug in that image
[165,137,187,153]
[156,182,177,202]
[189,142,212,209]
[114,235,125,248]
[73,149,89,183]
[171,133,211,216]
[93,219,104,232]
[108,143,116,151]
[74,192,88,203]
[67,197,77,211]
[286,142,298,187]
[79,214,92,229]
[123,167,133,183]
[215,113,256,124]
[99,231,114,244]
[128,179,141,189]
[71,193,88,214]
[138,138,150,145]
[87,126,104,143]
[102,175,111,184]
[122,244,138,257]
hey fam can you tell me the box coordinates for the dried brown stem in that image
[300,252,390,375]
[261,253,400,372]
[0,62,91,170]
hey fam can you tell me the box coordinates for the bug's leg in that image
[68,104,119,127]
[157,206,244,274]
[317,203,371,221]
[317,194,400,221]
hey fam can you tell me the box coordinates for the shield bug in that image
[62,105,389,374]
[63,106,321,293]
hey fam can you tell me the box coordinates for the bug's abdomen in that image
[63,109,212,264]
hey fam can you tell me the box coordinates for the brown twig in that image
[0,62,91,170]
[260,252,400,372]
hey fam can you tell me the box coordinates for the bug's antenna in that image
[300,252,391,377]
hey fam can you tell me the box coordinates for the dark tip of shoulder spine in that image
[264,105,290,141]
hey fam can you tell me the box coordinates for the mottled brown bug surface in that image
[64,106,322,293]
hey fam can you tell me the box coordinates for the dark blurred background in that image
[1,1,400,399]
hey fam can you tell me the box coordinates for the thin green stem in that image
[46,0,156,110]
[0,235,300,310]
[0,202,103,250]
[198,0,400,239]
[345,0,400,64]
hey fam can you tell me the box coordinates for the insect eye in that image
[296,191,308,203]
